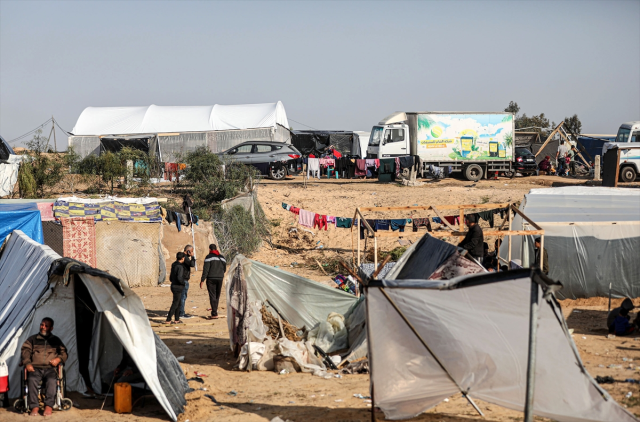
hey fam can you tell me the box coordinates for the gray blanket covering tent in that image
[0,230,188,420]
[367,233,637,422]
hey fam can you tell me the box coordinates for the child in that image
[614,307,636,336]
[165,252,186,324]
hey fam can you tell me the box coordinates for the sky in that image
[1,0,639,147]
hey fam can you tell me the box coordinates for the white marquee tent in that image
[68,102,291,160]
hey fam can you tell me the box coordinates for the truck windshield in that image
[616,128,631,143]
[369,127,384,146]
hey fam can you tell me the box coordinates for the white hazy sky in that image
[1,0,639,147]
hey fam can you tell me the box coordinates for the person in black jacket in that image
[179,245,196,319]
[458,214,484,260]
[200,244,227,319]
[165,252,186,324]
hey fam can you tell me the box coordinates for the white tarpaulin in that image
[368,271,637,422]
[501,186,640,299]
[72,102,289,135]
[0,155,22,197]
[0,231,187,421]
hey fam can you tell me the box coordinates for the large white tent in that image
[0,231,188,420]
[68,102,291,160]
[367,234,637,422]
[502,186,640,299]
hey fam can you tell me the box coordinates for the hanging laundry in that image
[307,158,321,179]
[360,219,377,240]
[165,210,174,224]
[444,216,457,226]
[390,219,407,232]
[326,216,336,225]
[374,220,390,231]
[336,217,353,228]
[355,159,367,177]
[314,214,328,231]
[432,217,441,224]
[298,209,315,228]
[290,206,300,215]
[399,156,414,170]
[394,157,401,178]
[477,210,494,228]
[176,212,182,232]
[365,159,377,169]
[413,218,431,232]
[282,202,288,210]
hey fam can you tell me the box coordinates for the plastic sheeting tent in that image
[0,231,188,421]
[368,233,637,422]
[501,186,640,299]
[71,102,289,135]
[0,203,43,245]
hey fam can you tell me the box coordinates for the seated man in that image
[21,317,68,417]
[607,298,635,334]
[538,156,552,175]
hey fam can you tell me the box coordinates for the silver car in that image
[218,141,302,180]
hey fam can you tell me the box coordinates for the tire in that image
[620,166,637,183]
[13,398,26,413]
[269,166,287,180]
[61,398,73,411]
[503,171,515,178]
[464,164,483,182]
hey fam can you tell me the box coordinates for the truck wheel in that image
[464,164,483,182]
[620,166,637,183]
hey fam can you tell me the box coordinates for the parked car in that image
[511,147,537,176]
[218,141,301,180]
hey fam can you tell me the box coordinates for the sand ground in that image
[2,173,639,422]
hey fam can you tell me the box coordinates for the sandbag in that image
[238,342,265,370]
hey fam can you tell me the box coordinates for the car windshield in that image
[516,147,533,155]
[369,127,384,146]
[616,128,631,143]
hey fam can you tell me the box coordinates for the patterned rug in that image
[61,216,97,267]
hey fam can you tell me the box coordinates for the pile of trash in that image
[260,305,302,341]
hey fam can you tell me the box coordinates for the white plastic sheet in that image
[368,274,637,422]
[0,155,21,197]
[72,102,289,135]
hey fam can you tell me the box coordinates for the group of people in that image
[607,298,640,336]
[458,214,549,275]
[537,140,585,177]
[166,243,227,324]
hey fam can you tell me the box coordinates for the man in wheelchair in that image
[20,317,68,416]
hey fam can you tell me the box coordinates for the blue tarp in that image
[0,203,43,245]
[577,136,615,162]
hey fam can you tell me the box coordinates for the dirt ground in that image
[2,173,639,422]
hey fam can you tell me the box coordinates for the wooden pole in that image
[374,235,378,268]
[508,208,512,267]
[52,116,57,152]
[459,207,465,242]
[539,235,544,273]
[535,121,564,157]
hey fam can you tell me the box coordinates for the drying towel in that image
[336,217,353,228]
[399,156,414,170]
[355,159,367,176]
[299,209,316,228]
[307,158,321,179]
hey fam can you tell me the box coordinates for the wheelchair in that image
[13,364,73,413]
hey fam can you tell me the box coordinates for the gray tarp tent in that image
[502,186,640,299]
[0,231,188,420]
[366,233,637,422]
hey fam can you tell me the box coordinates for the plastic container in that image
[0,361,8,393]
[114,382,132,413]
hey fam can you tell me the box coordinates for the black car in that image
[512,147,537,176]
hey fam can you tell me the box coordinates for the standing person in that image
[533,237,549,275]
[556,140,570,176]
[20,318,68,417]
[179,245,196,319]
[200,244,227,320]
[165,252,186,324]
[458,214,484,261]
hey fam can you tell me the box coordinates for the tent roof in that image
[522,187,640,224]
[71,102,289,136]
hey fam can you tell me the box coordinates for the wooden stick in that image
[372,255,392,279]
[432,207,457,231]
[315,259,328,276]
[510,204,544,231]
[535,121,564,157]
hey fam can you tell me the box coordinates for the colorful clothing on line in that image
[374,220,390,231]
[413,218,431,232]
[394,157,401,178]
[282,202,288,210]
[390,219,407,232]
[307,158,321,179]
[365,159,377,169]
[355,159,367,176]
[298,209,315,228]
[477,210,494,228]
[290,206,300,215]
[314,214,328,230]
[360,219,377,240]
[327,216,336,225]
[336,217,353,228]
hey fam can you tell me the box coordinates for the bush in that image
[17,129,66,198]
[212,202,270,261]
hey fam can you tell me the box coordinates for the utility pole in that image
[52,116,57,152]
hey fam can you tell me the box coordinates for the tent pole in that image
[188,206,198,271]
[378,288,484,417]
[508,206,513,266]
[524,280,540,422]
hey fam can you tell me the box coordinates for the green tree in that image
[504,101,520,116]
[18,129,66,198]
[563,114,582,135]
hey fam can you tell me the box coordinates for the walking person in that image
[556,140,570,176]
[165,252,187,324]
[179,245,196,319]
[200,244,227,320]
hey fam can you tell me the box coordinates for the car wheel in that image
[620,166,637,183]
[503,171,515,178]
[464,164,483,182]
[270,166,287,180]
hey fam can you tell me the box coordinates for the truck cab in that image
[605,121,640,182]
[367,124,409,158]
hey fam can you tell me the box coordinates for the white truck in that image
[367,111,515,181]
[604,121,640,182]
